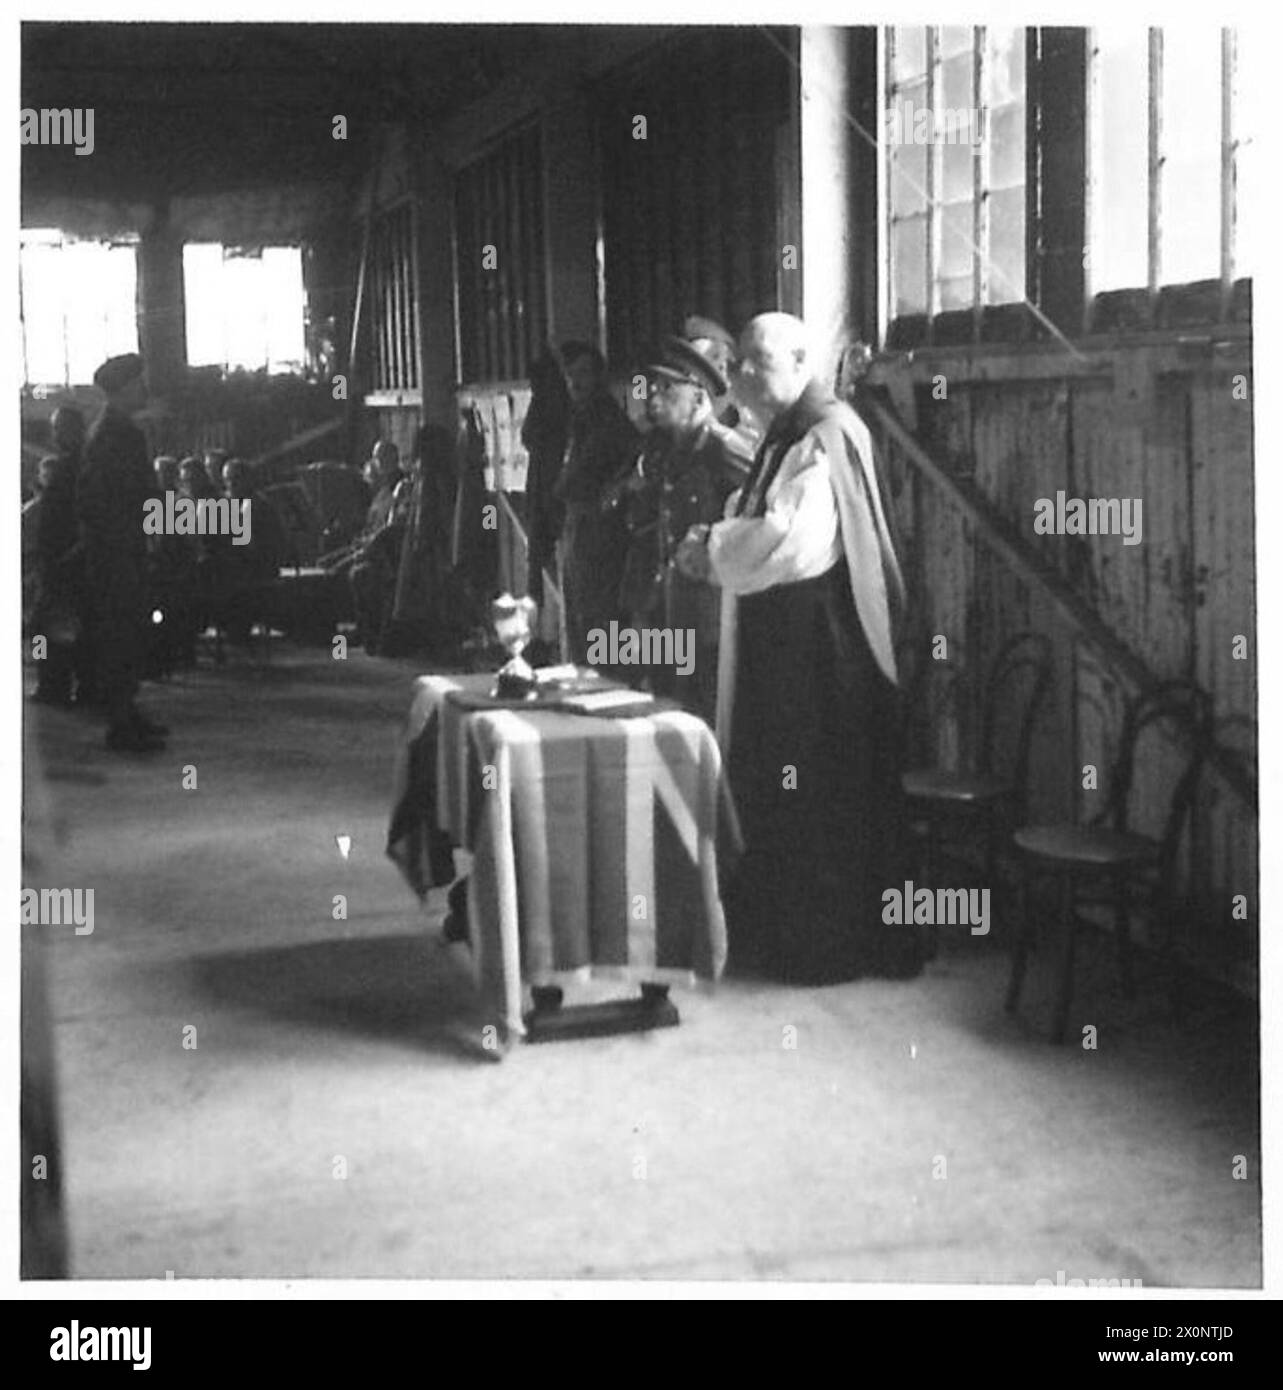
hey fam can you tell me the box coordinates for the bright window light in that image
[20,231,139,386]
[183,243,306,374]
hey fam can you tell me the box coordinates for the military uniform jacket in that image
[620,422,747,625]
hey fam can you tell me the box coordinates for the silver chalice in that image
[490,593,539,699]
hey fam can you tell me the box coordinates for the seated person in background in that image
[341,441,405,653]
[154,454,180,495]
[178,454,219,501]
[202,448,228,496]
[215,458,288,645]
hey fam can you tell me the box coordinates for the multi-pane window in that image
[1088,27,1253,295]
[20,230,138,387]
[363,203,420,395]
[454,121,547,386]
[184,243,306,374]
[886,26,1027,324]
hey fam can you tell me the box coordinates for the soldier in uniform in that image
[77,353,169,751]
[683,314,760,465]
[612,335,748,722]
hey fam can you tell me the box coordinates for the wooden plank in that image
[246,416,344,470]
[1190,366,1257,911]
[858,388,1253,809]
[1192,370,1255,718]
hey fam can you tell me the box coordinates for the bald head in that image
[734,313,814,422]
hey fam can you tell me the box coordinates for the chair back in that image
[1101,681,1214,877]
[979,631,1054,813]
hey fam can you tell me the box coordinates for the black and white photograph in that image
[11,2,1276,1318]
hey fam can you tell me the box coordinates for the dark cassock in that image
[707,379,919,982]
[77,361,157,743]
[554,389,638,661]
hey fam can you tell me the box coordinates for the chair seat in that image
[902,768,1012,804]
[1014,823,1159,867]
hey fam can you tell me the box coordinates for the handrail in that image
[247,417,345,472]
[853,384,1256,810]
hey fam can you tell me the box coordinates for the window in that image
[1088,27,1253,295]
[20,230,138,387]
[454,121,547,386]
[184,243,306,374]
[362,203,420,397]
[885,26,1027,325]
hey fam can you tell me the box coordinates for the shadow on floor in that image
[190,933,492,1064]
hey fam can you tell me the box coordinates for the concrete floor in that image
[26,643,1261,1286]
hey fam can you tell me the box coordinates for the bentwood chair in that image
[1004,680,1213,1043]
[902,631,1054,920]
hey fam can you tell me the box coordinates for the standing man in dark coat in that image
[677,313,917,982]
[78,353,168,752]
[522,350,569,605]
[554,342,638,662]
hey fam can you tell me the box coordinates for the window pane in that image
[988,186,1026,302]
[184,243,226,367]
[889,79,928,217]
[224,255,268,371]
[940,201,973,283]
[891,144,929,218]
[263,247,306,372]
[892,26,927,83]
[988,103,1024,192]
[940,274,972,312]
[942,137,974,204]
[1089,27,1149,293]
[1160,27,1222,285]
[939,26,973,61]
[986,28,1025,107]
[941,52,973,113]
[1234,30,1260,280]
[891,216,928,316]
[21,241,68,384]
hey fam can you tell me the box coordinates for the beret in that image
[682,315,736,351]
[92,353,144,392]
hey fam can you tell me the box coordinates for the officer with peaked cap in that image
[78,353,169,751]
[611,334,747,722]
